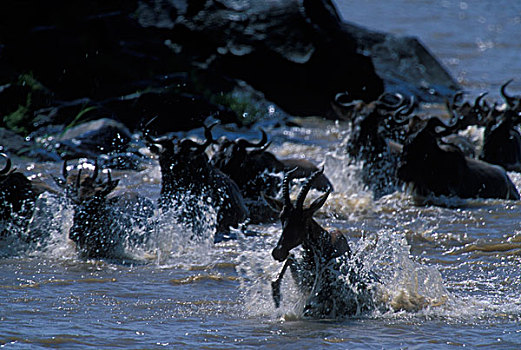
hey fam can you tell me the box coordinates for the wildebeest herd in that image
[1,80,520,318]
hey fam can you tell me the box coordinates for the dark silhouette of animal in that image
[263,169,375,318]
[500,79,521,111]
[336,92,415,199]
[55,160,152,260]
[210,129,332,222]
[397,117,520,202]
[480,102,521,172]
[447,91,490,130]
[0,153,49,241]
[147,123,248,241]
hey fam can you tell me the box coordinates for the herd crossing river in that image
[1,1,521,349]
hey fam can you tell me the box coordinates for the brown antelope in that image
[263,168,374,318]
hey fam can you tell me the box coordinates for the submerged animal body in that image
[398,117,520,202]
[149,124,248,240]
[264,169,375,318]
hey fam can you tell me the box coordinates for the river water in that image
[2,1,521,349]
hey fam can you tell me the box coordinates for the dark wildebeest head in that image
[147,123,217,192]
[147,123,248,236]
[500,79,521,111]
[447,91,490,129]
[210,129,280,195]
[480,100,521,172]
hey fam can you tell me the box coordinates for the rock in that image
[341,22,460,102]
[0,0,459,138]
[142,0,385,116]
[55,118,132,159]
[0,128,60,161]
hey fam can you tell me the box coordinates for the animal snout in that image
[272,245,289,262]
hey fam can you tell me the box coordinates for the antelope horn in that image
[500,79,516,106]
[0,153,12,175]
[296,167,325,210]
[392,96,416,124]
[282,168,298,207]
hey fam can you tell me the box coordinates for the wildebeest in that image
[263,169,375,318]
[500,79,521,111]
[335,93,415,199]
[147,123,248,241]
[480,102,521,172]
[397,116,520,202]
[210,129,332,222]
[55,160,153,260]
[0,153,50,241]
[447,91,490,130]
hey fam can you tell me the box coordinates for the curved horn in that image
[296,167,325,210]
[282,168,298,207]
[236,129,268,149]
[451,91,465,109]
[425,117,456,137]
[376,92,405,110]
[194,121,219,153]
[334,92,361,108]
[474,92,488,108]
[500,79,516,106]
[0,153,12,175]
[392,96,416,124]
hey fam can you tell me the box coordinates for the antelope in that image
[263,168,375,318]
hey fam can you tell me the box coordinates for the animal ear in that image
[262,192,283,213]
[304,191,330,216]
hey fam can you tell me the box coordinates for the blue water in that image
[2,1,521,349]
[337,0,521,98]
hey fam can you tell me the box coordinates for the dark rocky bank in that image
[0,0,458,163]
